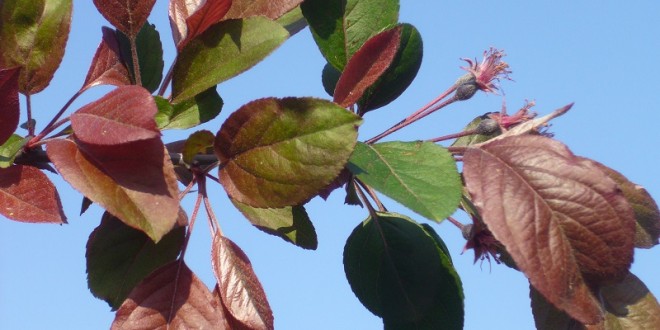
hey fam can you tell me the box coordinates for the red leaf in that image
[463,135,635,325]
[225,0,303,19]
[169,0,233,49]
[46,138,179,242]
[93,0,156,37]
[112,261,229,329]
[333,26,402,108]
[212,233,274,330]
[0,67,20,145]
[0,165,66,224]
[81,27,131,91]
[70,86,160,145]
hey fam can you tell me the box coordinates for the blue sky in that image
[1,1,659,329]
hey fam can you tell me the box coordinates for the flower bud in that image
[475,118,500,135]
[455,83,478,101]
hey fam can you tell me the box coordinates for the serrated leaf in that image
[156,87,223,130]
[215,97,362,208]
[348,141,462,222]
[112,261,229,329]
[0,165,66,223]
[231,199,317,250]
[301,0,399,71]
[172,17,288,103]
[183,130,215,164]
[46,138,179,242]
[333,26,401,108]
[225,0,303,20]
[86,212,185,309]
[463,135,636,325]
[0,68,20,144]
[93,0,155,38]
[116,22,163,92]
[70,86,160,146]
[451,113,501,147]
[169,0,232,49]
[0,134,29,168]
[344,212,463,327]
[0,0,72,94]
[81,26,131,92]
[212,234,273,330]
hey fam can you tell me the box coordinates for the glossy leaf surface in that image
[225,0,303,20]
[172,17,288,103]
[86,212,185,309]
[231,199,317,250]
[0,0,72,94]
[93,0,155,37]
[0,68,20,144]
[117,23,164,92]
[463,135,636,324]
[112,261,229,329]
[215,97,362,208]
[0,135,28,168]
[348,141,462,222]
[301,0,399,70]
[155,87,223,129]
[0,165,65,223]
[344,212,463,326]
[212,234,273,330]
[333,26,401,108]
[70,86,160,146]
[81,26,131,91]
[47,138,179,242]
[169,0,232,49]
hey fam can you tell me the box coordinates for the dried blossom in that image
[462,222,503,265]
[460,47,512,94]
[489,100,537,130]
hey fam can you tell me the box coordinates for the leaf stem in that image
[129,36,142,86]
[197,173,220,235]
[158,57,176,97]
[29,90,83,147]
[428,129,478,143]
[447,216,465,230]
[353,180,378,218]
[355,178,387,212]
[26,94,34,136]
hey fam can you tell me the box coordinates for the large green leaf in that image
[155,88,223,130]
[215,97,362,208]
[86,212,185,309]
[301,0,399,71]
[171,17,289,103]
[117,22,164,93]
[0,0,72,94]
[344,212,463,327]
[348,141,462,222]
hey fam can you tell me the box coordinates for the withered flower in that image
[460,47,512,94]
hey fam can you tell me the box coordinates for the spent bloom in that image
[489,100,537,130]
[459,47,512,94]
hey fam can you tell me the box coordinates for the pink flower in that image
[489,100,537,130]
[461,48,512,94]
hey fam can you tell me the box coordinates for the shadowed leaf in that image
[112,261,229,329]
[169,0,232,49]
[155,88,223,130]
[225,0,303,20]
[116,23,163,92]
[215,97,362,208]
[81,26,131,91]
[463,135,636,325]
[182,130,214,164]
[0,68,20,144]
[93,0,155,37]
[212,234,273,330]
[0,165,66,223]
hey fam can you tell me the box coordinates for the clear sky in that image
[1,1,659,329]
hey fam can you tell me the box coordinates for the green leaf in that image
[0,134,28,168]
[275,5,307,36]
[0,0,72,94]
[231,199,318,250]
[452,113,502,147]
[321,62,341,96]
[117,22,164,93]
[86,212,185,309]
[301,0,399,71]
[182,130,215,165]
[155,88,223,130]
[348,141,462,222]
[215,97,362,208]
[344,212,463,327]
[172,17,289,103]
[358,23,423,115]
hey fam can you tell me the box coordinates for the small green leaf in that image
[182,130,215,165]
[348,141,462,222]
[117,22,164,92]
[172,17,289,103]
[344,212,463,327]
[231,199,318,250]
[321,62,341,97]
[0,134,28,168]
[155,88,223,130]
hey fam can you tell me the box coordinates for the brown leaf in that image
[93,0,156,37]
[81,27,131,91]
[0,165,66,223]
[70,86,160,146]
[333,26,402,108]
[0,67,20,145]
[463,135,636,325]
[596,272,660,329]
[212,233,274,330]
[225,0,303,19]
[112,261,229,329]
[169,0,233,49]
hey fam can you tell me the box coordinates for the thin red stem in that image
[427,129,478,143]
[26,95,34,136]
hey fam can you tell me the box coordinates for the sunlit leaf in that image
[172,17,288,103]
[225,0,303,20]
[212,234,273,330]
[0,67,20,144]
[183,130,214,164]
[116,22,163,92]
[169,0,232,49]
[86,212,185,309]
[0,165,66,223]
[215,97,362,208]
[46,138,179,242]
[231,198,317,249]
[344,212,463,327]
[70,86,160,146]
[93,0,155,38]
[301,0,399,71]
[81,26,131,92]
[333,26,401,108]
[112,261,229,329]
[0,0,72,94]
[463,135,636,325]
[348,141,462,222]
[0,134,28,168]
[155,88,223,130]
